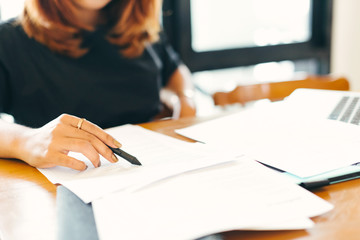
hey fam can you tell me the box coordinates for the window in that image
[191,0,312,52]
[0,0,24,21]
[163,0,332,74]
[162,0,332,115]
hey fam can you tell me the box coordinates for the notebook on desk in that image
[176,88,360,181]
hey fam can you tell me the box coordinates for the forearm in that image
[161,64,196,118]
[165,64,194,97]
[0,119,30,159]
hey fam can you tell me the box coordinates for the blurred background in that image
[1,0,358,116]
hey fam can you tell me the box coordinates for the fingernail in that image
[83,165,88,171]
[112,153,118,163]
[97,161,101,168]
[114,140,122,148]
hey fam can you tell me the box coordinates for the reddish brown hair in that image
[20,0,161,58]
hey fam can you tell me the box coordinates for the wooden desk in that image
[1,116,360,240]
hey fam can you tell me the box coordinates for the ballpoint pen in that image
[299,169,360,190]
[108,146,142,166]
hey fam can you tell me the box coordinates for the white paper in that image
[245,218,315,230]
[176,103,360,178]
[38,125,235,203]
[92,156,333,240]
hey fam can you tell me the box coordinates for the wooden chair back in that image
[213,75,350,106]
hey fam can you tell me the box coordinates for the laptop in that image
[285,88,360,125]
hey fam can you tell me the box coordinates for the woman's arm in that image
[160,64,196,119]
[0,114,121,171]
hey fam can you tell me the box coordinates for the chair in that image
[212,75,350,106]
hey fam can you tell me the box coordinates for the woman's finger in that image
[55,154,88,171]
[56,137,101,168]
[58,114,122,149]
[68,126,118,164]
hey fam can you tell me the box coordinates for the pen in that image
[108,146,142,166]
[299,169,360,190]
[299,180,330,190]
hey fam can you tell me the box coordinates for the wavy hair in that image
[20,0,161,58]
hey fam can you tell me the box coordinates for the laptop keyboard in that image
[328,96,360,125]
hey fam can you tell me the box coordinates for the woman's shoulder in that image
[0,19,30,61]
[0,19,21,34]
[0,19,26,46]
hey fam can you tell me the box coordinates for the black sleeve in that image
[0,61,10,114]
[155,32,182,86]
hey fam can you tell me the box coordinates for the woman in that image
[0,0,196,171]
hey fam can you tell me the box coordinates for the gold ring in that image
[77,118,85,130]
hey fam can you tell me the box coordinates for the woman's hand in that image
[16,114,121,171]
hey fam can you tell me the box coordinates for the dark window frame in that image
[162,0,333,74]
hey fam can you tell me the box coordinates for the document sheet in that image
[92,156,333,240]
[176,103,360,178]
[38,125,235,203]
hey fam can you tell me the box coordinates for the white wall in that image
[332,0,360,91]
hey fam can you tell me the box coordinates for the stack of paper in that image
[37,124,333,239]
[92,156,332,240]
[176,103,360,178]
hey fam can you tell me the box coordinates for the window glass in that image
[193,60,316,94]
[190,0,311,52]
[0,0,25,21]
[192,59,317,116]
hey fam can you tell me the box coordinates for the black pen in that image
[299,169,360,190]
[108,146,142,166]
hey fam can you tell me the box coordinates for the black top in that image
[0,20,181,128]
